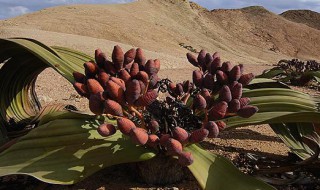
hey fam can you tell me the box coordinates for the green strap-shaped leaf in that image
[186,144,275,190]
[228,82,320,159]
[270,123,313,159]
[250,96,316,110]
[0,38,93,143]
[225,112,320,128]
[248,78,289,89]
[1,38,87,81]
[256,68,285,79]
[0,128,7,146]
[52,46,94,64]
[0,111,156,184]
[243,88,315,99]
[30,104,76,123]
[300,71,320,78]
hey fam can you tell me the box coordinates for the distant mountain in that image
[281,10,320,30]
[1,0,320,64]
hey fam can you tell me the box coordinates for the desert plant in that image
[179,42,198,53]
[0,38,319,189]
[72,46,261,167]
[258,59,320,88]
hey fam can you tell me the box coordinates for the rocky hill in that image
[281,10,320,30]
[1,0,320,66]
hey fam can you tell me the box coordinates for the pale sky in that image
[0,0,320,20]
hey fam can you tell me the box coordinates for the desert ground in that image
[1,0,320,189]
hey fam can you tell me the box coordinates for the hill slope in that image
[206,6,320,60]
[1,0,320,65]
[281,10,320,30]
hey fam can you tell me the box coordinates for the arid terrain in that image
[0,0,320,189]
[281,9,320,30]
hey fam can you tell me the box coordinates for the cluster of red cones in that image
[73,46,160,117]
[72,46,259,166]
[186,50,258,124]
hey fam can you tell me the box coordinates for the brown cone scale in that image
[135,90,158,107]
[147,134,160,148]
[112,45,124,71]
[87,79,104,95]
[124,48,136,67]
[216,70,228,84]
[211,56,222,73]
[145,59,159,75]
[104,99,123,116]
[193,70,203,87]
[189,128,209,143]
[89,94,104,115]
[228,81,238,89]
[160,134,171,146]
[168,82,177,97]
[130,128,149,145]
[135,71,149,84]
[175,83,184,96]
[216,121,227,131]
[130,62,139,77]
[105,80,125,104]
[172,127,189,144]
[201,89,213,107]
[237,105,258,118]
[165,138,183,156]
[205,53,214,71]
[97,123,117,137]
[239,73,255,86]
[84,61,99,77]
[219,85,232,103]
[95,49,105,67]
[231,82,243,100]
[102,60,116,75]
[197,49,207,69]
[193,94,207,110]
[238,64,244,74]
[178,152,194,166]
[209,101,228,120]
[221,61,232,73]
[110,77,126,91]
[186,53,198,67]
[139,80,146,95]
[229,65,241,81]
[73,72,86,83]
[125,79,141,105]
[135,48,146,66]
[212,52,220,59]
[117,117,136,135]
[98,70,109,88]
[183,80,192,93]
[204,121,219,138]
[228,99,241,113]
[239,97,251,107]
[119,69,131,82]
[203,73,215,89]
[147,120,160,133]
[154,59,161,73]
[73,82,89,97]
[149,74,159,89]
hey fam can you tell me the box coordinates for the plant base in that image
[132,154,190,185]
